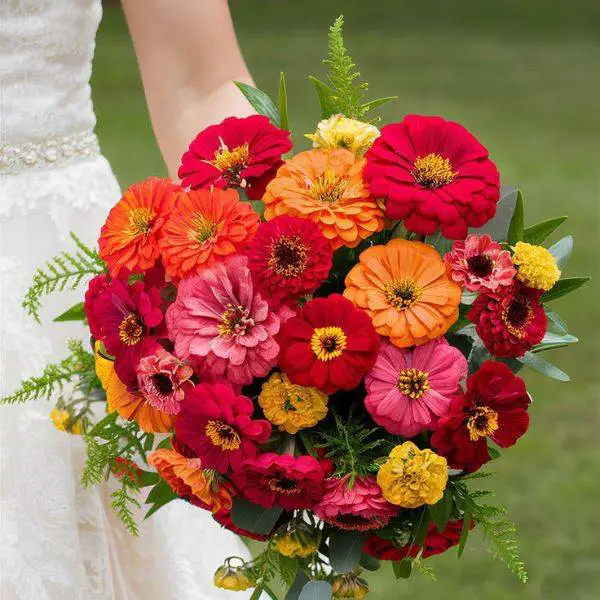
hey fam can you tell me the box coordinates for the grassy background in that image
[93,2,600,598]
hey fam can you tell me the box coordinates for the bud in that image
[332,573,370,599]
[213,561,254,592]
[50,406,84,435]
[273,521,321,558]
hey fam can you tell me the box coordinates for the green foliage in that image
[278,71,290,130]
[523,216,567,245]
[547,235,573,269]
[23,233,105,322]
[1,339,95,404]
[110,475,141,536]
[517,351,570,382]
[54,301,86,323]
[234,81,281,127]
[231,497,284,535]
[328,529,365,573]
[542,276,590,303]
[506,190,524,245]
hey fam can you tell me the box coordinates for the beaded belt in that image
[0,131,101,174]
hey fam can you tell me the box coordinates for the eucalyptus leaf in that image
[545,310,569,335]
[359,553,381,571]
[231,497,283,535]
[533,332,578,354]
[517,352,570,382]
[547,235,573,270]
[54,302,86,322]
[542,277,590,303]
[329,530,366,573]
[308,76,340,119]
[278,71,290,131]
[285,572,309,600]
[506,190,524,245]
[424,230,453,256]
[298,581,333,600]
[470,186,518,242]
[523,216,567,245]
[234,81,280,126]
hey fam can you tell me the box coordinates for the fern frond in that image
[111,476,141,536]
[81,435,119,488]
[23,232,105,322]
[413,557,437,581]
[323,15,368,118]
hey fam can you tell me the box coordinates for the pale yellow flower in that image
[377,441,447,509]
[50,407,83,435]
[305,114,380,156]
[258,372,328,434]
[512,241,560,291]
[332,573,370,599]
[273,522,321,558]
[213,564,254,591]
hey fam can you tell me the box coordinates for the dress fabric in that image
[0,1,251,598]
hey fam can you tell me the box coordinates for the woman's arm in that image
[122,0,254,178]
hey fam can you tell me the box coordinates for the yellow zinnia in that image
[306,114,380,156]
[377,441,448,509]
[258,372,328,434]
[512,241,560,291]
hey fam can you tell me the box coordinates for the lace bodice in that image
[0,0,100,145]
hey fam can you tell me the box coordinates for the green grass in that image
[93,2,600,598]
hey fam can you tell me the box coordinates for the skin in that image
[121,0,255,178]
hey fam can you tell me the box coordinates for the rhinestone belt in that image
[0,131,101,174]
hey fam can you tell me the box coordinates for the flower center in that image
[385,278,422,309]
[190,212,217,243]
[310,326,347,361]
[467,254,494,278]
[150,372,174,396]
[268,476,300,495]
[118,313,143,346]
[501,294,533,339]
[332,513,376,531]
[212,141,250,185]
[205,420,241,451]
[125,207,154,237]
[412,153,457,188]
[283,393,302,412]
[217,304,255,337]
[466,406,499,441]
[268,234,309,278]
[397,368,430,399]
[310,168,348,204]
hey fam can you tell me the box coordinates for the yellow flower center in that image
[310,168,348,204]
[118,313,143,346]
[501,294,533,339]
[205,420,241,451]
[217,304,255,337]
[125,207,154,237]
[212,141,250,184]
[268,476,300,495]
[467,406,499,441]
[412,153,457,188]
[268,234,309,278]
[397,368,430,399]
[310,326,347,361]
[385,278,422,309]
[190,212,217,243]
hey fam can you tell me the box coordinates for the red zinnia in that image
[178,115,292,200]
[431,361,531,473]
[246,215,333,305]
[363,519,471,561]
[364,115,500,239]
[99,177,181,277]
[468,282,546,358]
[175,382,271,473]
[232,452,327,510]
[277,295,380,394]
[84,273,109,340]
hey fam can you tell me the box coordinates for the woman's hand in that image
[122,0,255,178]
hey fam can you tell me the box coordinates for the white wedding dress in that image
[0,1,252,598]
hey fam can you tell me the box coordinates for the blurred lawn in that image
[93,1,600,598]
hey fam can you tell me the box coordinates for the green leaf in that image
[144,479,178,519]
[285,571,309,600]
[308,76,340,119]
[54,301,86,322]
[523,216,567,245]
[545,310,569,335]
[278,71,289,130]
[250,199,265,220]
[231,497,283,535]
[392,559,412,579]
[329,530,366,573]
[547,235,573,270]
[487,444,501,461]
[359,553,381,572]
[234,81,280,126]
[137,469,160,487]
[359,95,397,115]
[471,186,518,242]
[298,581,333,600]
[424,230,453,257]
[533,332,578,353]
[517,352,570,382]
[542,276,590,303]
[428,489,454,533]
[506,190,524,245]
[457,504,473,558]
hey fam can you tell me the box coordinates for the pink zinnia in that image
[136,346,194,415]
[364,338,467,437]
[314,475,398,531]
[444,234,516,295]
[166,255,284,385]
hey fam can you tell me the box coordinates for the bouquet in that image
[4,17,590,600]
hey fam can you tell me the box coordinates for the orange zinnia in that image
[148,448,233,514]
[344,239,461,347]
[99,177,181,277]
[94,345,174,433]
[263,148,384,250]
[159,187,259,280]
